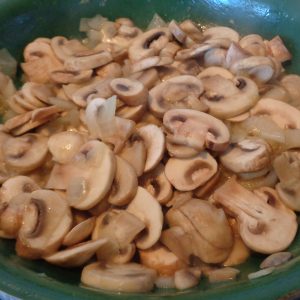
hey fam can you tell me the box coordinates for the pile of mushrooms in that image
[0,14,299,293]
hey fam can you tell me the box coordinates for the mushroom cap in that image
[17,189,73,259]
[2,134,48,173]
[165,151,218,191]
[250,98,300,129]
[127,187,163,249]
[213,178,298,254]
[136,124,165,173]
[220,138,272,174]
[201,75,259,119]
[149,75,204,118]
[163,108,230,152]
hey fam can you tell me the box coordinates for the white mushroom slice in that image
[175,43,213,61]
[0,193,31,238]
[179,20,203,43]
[174,269,199,290]
[96,62,123,79]
[48,131,86,164]
[131,56,173,73]
[71,79,113,107]
[267,35,292,63]
[198,66,234,80]
[92,209,145,250]
[194,168,221,198]
[64,50,113,71]
[166,199,233,263]
[250,98,300,129]
[227,112,250,122]
[201,75,259,119]
[230,56,278,83]
[139,243,187,276]
[109,243,136,264]
[174,59,201,76]
[0,176,39,204]
[203,26,239,43]
[165,151,218,191]
[16,190,72,259]
[116,103,146,122]
[169,20,189,44]
[149,75,204,118]
[163,109,230,151]
[160,42,181,58]
[129,68,159,89]
[280,74,300,108]
[50,69,93,84]
[136,124,165,172]
[273,151,300,211]
[213,178,298,254]
[44,239,108,267]
[239,34,267,56]
[128,28,171,61]
[110,78,148,106]
[108,156,138,206]
[220,138,272,174]
[119,133,147,176]
[2,134,48,173]
[203,48,227,67]
[62,217,96,247]
[166,141,199,159]
[139,163,173,205]
[81,262,156,293]
[66,140,116,210]
[127,187,163,249]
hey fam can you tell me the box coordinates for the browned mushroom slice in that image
[44,239,108,267]
[136,124,165,173]
[119,133,147,176]
[16,190,72,259]
[165,151,218,191]
[64,50,113,71]
[213,178,297,254]
[50,69,92,84]
[169,20,194,46]
[166,141,199,159]
[96,62,123,79]
[139,243,187,276]
[62,217,96,247]
[200,75,259,119]
[81,262,156,293]
[267,35,292,63]
[128,28,171,61]
[220,138,272,174]
[149,75,204,118]
[250,98,300,129]
[166,198,233,263]
[108,156,138,206]
[2,134,48,173]
[203,26,239,43]
[129,68,159,89]
[127,187,163,249]
[273,151,300,211]
[239,34,267,56]
[110,78,148,106]
[139,163,173,204]
[131,56,173,73]
[163,109,230,152]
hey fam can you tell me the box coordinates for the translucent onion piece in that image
[147,14,167,31]
[0,49,17,78]
[155,275,176,289]
[248,267,275,280]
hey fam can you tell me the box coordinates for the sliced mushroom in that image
[116,103,146,122]
[136,124,165,173]
[213,178,297,254]
[174,59,201,76]
[118,133,147,176]
[2,134,48,173]
[280,74,300,108]
[203,26,239,43]
[129,68,159,89]
[131,56,173,73]
[48,131,86,164]
[239,34,267,56]
[207,267,240,283]
[128,28,171,61]
[203,48,227,67]
[250,98,300,129]
[200,75,259,119]
[166,198,233,263]
[267,35,292,63]
[220,138,272,174]
[139,163,173,204]
[225,42,250,68]
[179,20,203,43]
[50,69,93,84]
[198,66,234,80]
[110,78,148,106]
[165,151,218,191]
[174,269,199,290]
[16,189,72,259]
[81,262,156,293]
[160,42,181,58]
[260,251,292,269]
[66,140,116,210]
[166,141,199,159]
[64,50,113,71]
[149,75,204,117]
[62,217,96,247]
[273,151,300,211]
[44,239,108,267]
[108,156,138,206]
[169,20,193,45]
[96,62,123,79]
[109,243,136,264]
[139,243,187,276]
[127,187,163,249]
[163,109,230,151]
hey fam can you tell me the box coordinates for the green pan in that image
[0,0,300,299]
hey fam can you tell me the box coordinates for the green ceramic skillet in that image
[0,0,300,299]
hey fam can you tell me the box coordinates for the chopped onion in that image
[79,18,90,32]
[0,49,17,78]
[155,276,176,289]
[0,73,16,101]
[147,13,167,31]
[79,15,108,32]
[248,267,275,280]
